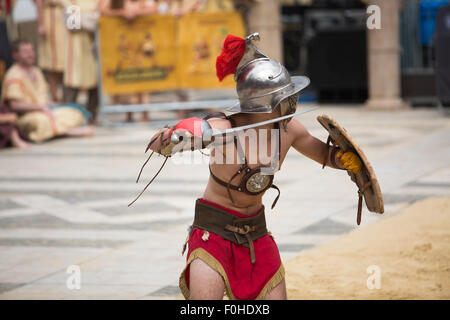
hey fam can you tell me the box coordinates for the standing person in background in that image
[0,0,15,95]
[63,0,100,124]
[35,0,67,103]
[99,0,156,123]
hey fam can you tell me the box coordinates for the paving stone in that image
[94,201,179,216]
[0,199,24,210]
[148,285,181,297]
[0,282,26,294]
[277,243,314,252]
[381,193,427,205]
[406,181,450,189]
[0,238,131,248]
[0,213,191,230]
[295,218,354,235]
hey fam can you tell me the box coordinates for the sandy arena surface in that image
[285,197,450,299]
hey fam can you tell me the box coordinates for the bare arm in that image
[290,119,344,169]
[186,0,204,13]
[8,100,47,113]
[146,117,228,155]
[133,0,157,16]
[99,0,156,19]
[98,0,128,17]
[34,0,46,36]
[0,113,17,124]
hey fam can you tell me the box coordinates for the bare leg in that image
[140,112,149,122]
[64,125,95,137]
[47,71,63,103]
[188,258,225,300]
[127,94,139,122]
[139,93,150,122]
[126,112,133,122]
[111,95,121,105]
[177,109,189,120]
[264,279,287,300]
[63,86,79,104]
[87,87,99,124]
[10,129,32,150]
[177,91,189,120]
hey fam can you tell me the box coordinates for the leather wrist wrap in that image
[330,146,342,169]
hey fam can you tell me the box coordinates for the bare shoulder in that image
[286,118,310,140]
[206,116,232,131]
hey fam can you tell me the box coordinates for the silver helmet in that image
[228,33,310,114]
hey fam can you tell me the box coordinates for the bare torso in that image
[148,113,337,216]
[202,114,297,215]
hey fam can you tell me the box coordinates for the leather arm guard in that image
[156,117,214,157]
[323,145,344,170]
[323,145,362,174]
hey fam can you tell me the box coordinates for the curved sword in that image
[209,106,319,137]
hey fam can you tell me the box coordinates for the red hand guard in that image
[170,117,204,138]
[155,117,210,156]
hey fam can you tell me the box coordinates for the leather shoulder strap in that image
[226,114,236,126]
[234,134,247,165]
[209,165,241,191]
[203,112,227,121]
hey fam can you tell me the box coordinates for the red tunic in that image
[179,198,284,300]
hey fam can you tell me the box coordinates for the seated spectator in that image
[1,40,95,143]
[0,104,31,150]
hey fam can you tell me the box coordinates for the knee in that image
[188,259,225,300]
[264,279,287,300]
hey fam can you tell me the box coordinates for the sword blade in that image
[211,106,319,137]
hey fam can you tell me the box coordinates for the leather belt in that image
[193,199,268,264]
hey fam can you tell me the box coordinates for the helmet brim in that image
[226,76,311,113]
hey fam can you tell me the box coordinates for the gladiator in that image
[132,33,383,300]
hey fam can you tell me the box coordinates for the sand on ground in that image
[285,197,450,299]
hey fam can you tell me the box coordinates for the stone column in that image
[246,0,283,63]
[365,0,409,109]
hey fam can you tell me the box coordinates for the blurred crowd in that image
[0,0,235,150]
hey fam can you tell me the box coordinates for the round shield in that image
[317,114,384,217]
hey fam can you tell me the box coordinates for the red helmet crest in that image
[215,35,246,82]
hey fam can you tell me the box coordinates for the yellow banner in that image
[98,12,245,95]
[98,15,178,95]
[177,11,246,89]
